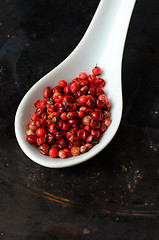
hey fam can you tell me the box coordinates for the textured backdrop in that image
[0,0,159,239]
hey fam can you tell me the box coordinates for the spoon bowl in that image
[15,0,136,168]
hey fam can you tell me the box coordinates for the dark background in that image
[0,0,159,239]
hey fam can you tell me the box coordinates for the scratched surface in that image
[0,0,159,239]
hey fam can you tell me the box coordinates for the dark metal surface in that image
[0,0,159,239]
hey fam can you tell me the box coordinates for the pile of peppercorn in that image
[26,66,111,159]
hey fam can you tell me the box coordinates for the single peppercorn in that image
[26,135,37,144]
[92,66,102,76]
[39,144,49,155]
[49,147,58,158]
[43,86,52,98]
[36,128,46,137]
[58,150,67,159]
[71,146,80,156]
[58,80,67,88]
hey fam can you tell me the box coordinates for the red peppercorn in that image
[88,87,96,96]
[95,78,105,88]
[36,107,45,116]
[41,112,47,120]
[70,77,80,85]
[26,135,37,144]
[49,124,57,134]
[82,116,93,126]
[105,99,111,111]
[92,111,103,122]
[55,102,62,108]
[57,119,63,128]
[70,82,80,93]
[52,86,62,94]
[74,90,83,98]
[103,110,110,119]
[63,85,71,95]
[80,145,88,154]
[67,111,77,119]
[87,74,97,84]
[36,137,46,146]
[86,108,93,115]
[39,144,49,155]
[28,121,37,131]
[57,139,67,149]
[30,113,38,121]
[96,99,105,108]
[34,99,41,109]
[47,105,56,114]
[70,147,80,156]
[79,72,87,80]
[100,123,107,133]
[94,107,102,114]
[98,94,107,103]
[85,143,92,150]
[55,131,63,140]
[91,122,101,130]
[72,103,79,111]
[26,129,35,136]
[66,131,75,142]
[36,128,46,137]
[76,110,85,119]
[62,95,72,106]
[86,97,95,108]
[104,118,111,127]
[46,133,54,145]
[49,147,58,158]
[43,86,52,98]
[77,129,89,140]
[62,122,70,131]
[60,112,68,121]
[84,125,91,132]
[96,87,104,97]
[92,66,102,76]
[51,143,58,148]
[58,80,67,88]
[47,99,54,105]
[86,135,93,143]
[78,95,87,105]
[80,85,89,93]
[54,94,63,104]
[57,106,65,113]
[91,130,101,138]
[68,119,77,127]
[63,148,71,157]
[40,99,47,108]
[45,119,52,128]
[91,111,99,121]
[35,118,45,128]
[79,106,87,112]
[58,150,67,159]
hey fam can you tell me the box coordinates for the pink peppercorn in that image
[92,66,102,76]
[79,72,88,80]
[49,147,58,158]
[58,150,67,159]
[71,147,80,156]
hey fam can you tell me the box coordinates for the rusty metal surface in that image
[0,0,159,239]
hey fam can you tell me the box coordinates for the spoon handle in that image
[71,0,136,66]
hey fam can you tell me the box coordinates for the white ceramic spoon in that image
[15,0,136,168]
